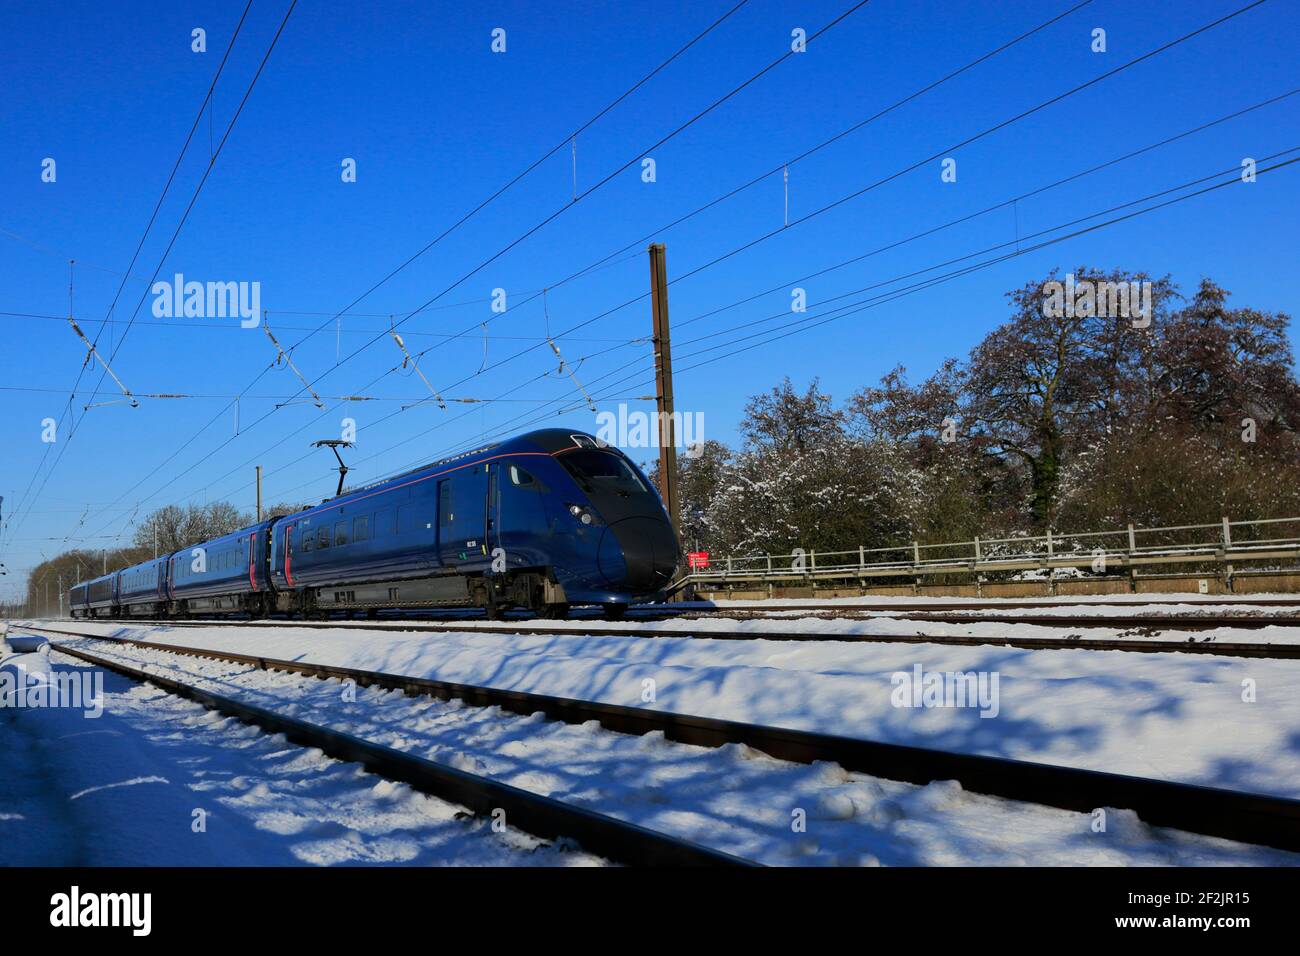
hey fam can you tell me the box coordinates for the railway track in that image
[687,596,1300,612]
[20,622,1300,854]
[44,615,1300,660]
[59,596,1300,634]
[42,637,749,867]
[823,611,1300,631]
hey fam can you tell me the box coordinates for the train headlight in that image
[566,503,603,526]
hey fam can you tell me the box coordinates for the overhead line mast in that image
[649,243,680,545]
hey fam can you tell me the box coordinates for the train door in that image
[493,458,551,569]
[437,467,488,567]
[281,523,295,587]
[486,464,499,562]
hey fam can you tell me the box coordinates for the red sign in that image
[687,551,710,570]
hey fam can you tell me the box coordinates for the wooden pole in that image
[649,243,680,541]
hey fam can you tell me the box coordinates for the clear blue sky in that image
[2,0,1298,599]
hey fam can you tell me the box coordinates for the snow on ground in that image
[32,613,1300,804]
[0,642,603,867]
[397,610,1300,647]
[27,635,1299,867]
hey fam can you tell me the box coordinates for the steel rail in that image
[687,598,1300,611]
[49,596,1300,628]
[47,638,753,868]
[26,623,1300,853]
[859,612,1300,631]
[38,616,1300,659]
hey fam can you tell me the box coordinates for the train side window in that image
[508,463,548,491]
[354,515,370,542]
[334,521,349,546]
[318,527,331,549]
[302,529,313,552]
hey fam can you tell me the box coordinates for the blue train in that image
[67,429,680,620]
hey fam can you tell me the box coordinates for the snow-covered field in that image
[32,610,1300,801]
[6,601,1299,867]
[9,634,1296,866]
[0,643,603,867]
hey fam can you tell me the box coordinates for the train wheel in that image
[540,602,570,619]
[602,603,628,620]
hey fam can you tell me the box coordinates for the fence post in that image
[859,545,865,569]
[1127,523,1136,553]
[810,550,816,572]
[1046,529,1054,557]
[1222,516,1232,549]
[913,541,920,565]
[974,536,981,562]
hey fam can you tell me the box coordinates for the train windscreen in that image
[558,450,648,495]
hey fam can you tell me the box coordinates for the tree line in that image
[673,269,1300,558]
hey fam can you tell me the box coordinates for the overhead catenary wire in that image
[386,0,1097,378]
[274,0,756,359]
[47,0,1278,548]
[50,0,1115,544]
[1,0,259,548]
[391,0,1280,408]
[43,4,767,553]
[350,149,1300,489]
[93,0,877,526]
[81,35,1285,541]
[124,145,1300,518]
[259,0,877,409]
[553,152,1300,426]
